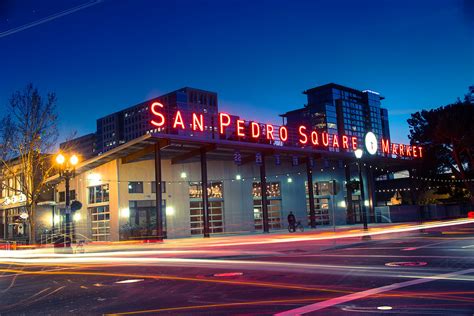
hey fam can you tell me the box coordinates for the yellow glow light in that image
[166,206,175,216]
[70,154,79,166]
[73,213,81,222]
[56,153,65,165]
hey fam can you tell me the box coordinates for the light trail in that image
[106,291,474,315]
[105,297,328,315]
[275,268,474,315]
[1,219,471,262]
[0,268,353,293]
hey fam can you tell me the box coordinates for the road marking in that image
[275,268,474,315]
[461,244,474,249]
[402,240,452,251]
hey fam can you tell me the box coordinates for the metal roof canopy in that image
[46,133,419,184]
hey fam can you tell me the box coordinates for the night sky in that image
[1,0,473,143]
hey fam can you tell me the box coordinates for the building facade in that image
[46,83,421,243]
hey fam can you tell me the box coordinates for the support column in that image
[200,148,210,238]
[4,210,8,239]
[306,158,316,228]
[344,162,353,224]
[259,154,269,233]
[358,162,368,231]
[366,166,375,223]
[154,143,164,239]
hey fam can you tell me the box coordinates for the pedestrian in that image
[288,211,296,232]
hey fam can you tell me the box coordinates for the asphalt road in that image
[1,220,474,315]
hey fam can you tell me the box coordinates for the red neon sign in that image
[150,102,165,127]
[150,104,423,158]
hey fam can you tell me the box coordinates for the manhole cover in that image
[385,261,427,267]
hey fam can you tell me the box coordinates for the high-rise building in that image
[59,133,97,160]
[281,83,390,152]
[63,87,218,157]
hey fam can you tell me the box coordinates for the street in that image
[1,219,474,315]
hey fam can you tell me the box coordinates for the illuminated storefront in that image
[48,103,421,241]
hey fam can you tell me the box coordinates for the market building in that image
[42,83,424,242]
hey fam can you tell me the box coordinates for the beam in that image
[171,144,216,165]
[121,139,170,164]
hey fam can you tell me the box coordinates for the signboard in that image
[233,150,242,165]
[1,193,27,206]
[365,132,378,155]
[150,102,423,159]
[255,152,263,165]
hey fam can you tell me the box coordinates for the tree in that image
[0,84,59,243]
[408,93,474,204]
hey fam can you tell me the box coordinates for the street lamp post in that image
[55,153,79,247]
[354,149,369,232]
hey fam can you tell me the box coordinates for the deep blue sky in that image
[1,0,473,143]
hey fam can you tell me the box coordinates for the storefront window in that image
[189,181,224,235]
[252,182,282,230]
[128,182,143,194]
[119,200,167,240]
[305,181,332,225]
[89,205,110,241]
[189,181,223,199]
[88,184,109,204]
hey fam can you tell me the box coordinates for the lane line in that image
[275,268,474,315]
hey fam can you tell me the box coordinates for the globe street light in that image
[55,153,79,248]
[354,148,369,232]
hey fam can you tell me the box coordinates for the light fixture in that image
[120,208,130,218]
[235,174,242,180]
[70,154,79,166]
[354,148,363,159]
[55,153,65,164]
[287,177,293,183]
[180,172,187,179]
[166,206,175,216]
[73,213,81,222]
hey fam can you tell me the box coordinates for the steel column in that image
[200,148,210,238]
[306,158,316,228]
[358,163,368,231]
[64,174,71,244]
[154,143,164,239]
[260,154,269,233]
[344,162,353,224]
